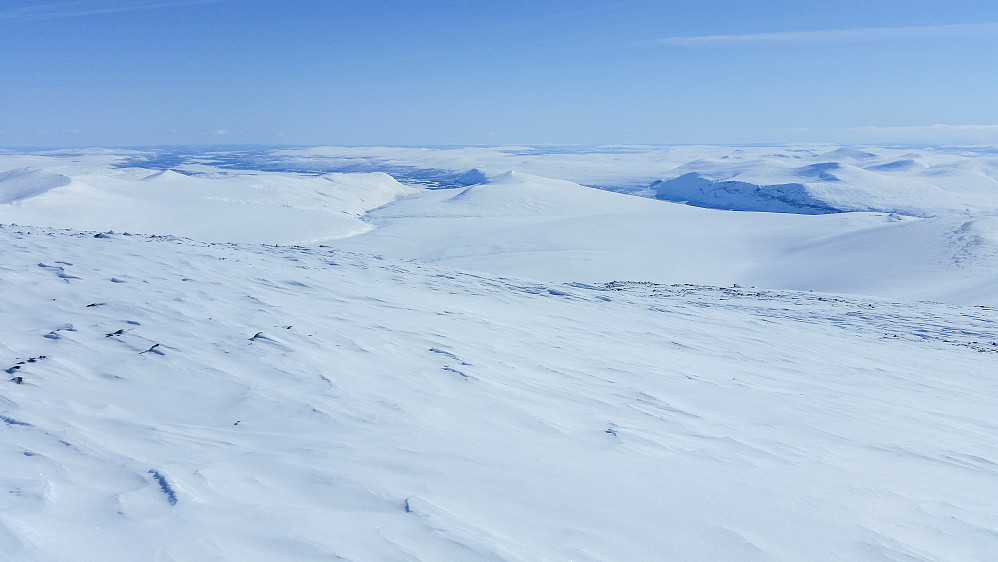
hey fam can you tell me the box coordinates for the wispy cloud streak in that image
[658,23,998,48]
[768,124,998,145]
[0,0,229,21]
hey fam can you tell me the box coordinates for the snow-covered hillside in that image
[334,171,998,305]
[2,225,996,560]
[1,146,997,560]
[2,148,996,304]
[263,144,998,216]
[640,147,998,216]
[0,168,71,204]
[0,154,416,244]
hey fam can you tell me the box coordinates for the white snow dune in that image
[2,225,997,560]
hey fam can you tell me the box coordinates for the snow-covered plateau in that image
[1,145,997,560]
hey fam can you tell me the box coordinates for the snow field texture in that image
[2,226,997,560]
[1,145,997,560]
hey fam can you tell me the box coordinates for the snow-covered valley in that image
[1,146,997,560]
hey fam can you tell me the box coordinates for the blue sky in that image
[2,0,997,147]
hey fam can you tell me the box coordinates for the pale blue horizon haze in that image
[2,0,997,147]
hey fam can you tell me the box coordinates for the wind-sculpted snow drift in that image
[1,225,996,560]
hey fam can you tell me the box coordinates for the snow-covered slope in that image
[2,225,996,560]
[332,171,998,305]
[2,149,996,304]
[646,152,998,216]
[265,144,998,216]
[2,146,998,560]
[0,157,416,244]
[0,168,71,204]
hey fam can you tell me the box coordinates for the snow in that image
[454,168,488,186]
[0,168,71,204]
[646,172,837,214]
[0,166,417,245]
[1,145,997,560]
[332,171,998,305]
[2,226,996,560]
[264,144,998,216]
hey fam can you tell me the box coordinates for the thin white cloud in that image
[658,23,998,48]
[0,0,229,21]
[840,124,998,133]
[769,124,998,145]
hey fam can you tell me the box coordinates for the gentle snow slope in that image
[0,164,416,244]
[2,225,996,560]
[331,172,998,305]
[0,168,71,204]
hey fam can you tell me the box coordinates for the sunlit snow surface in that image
[1,146,998,560]
[2,145,998,304]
